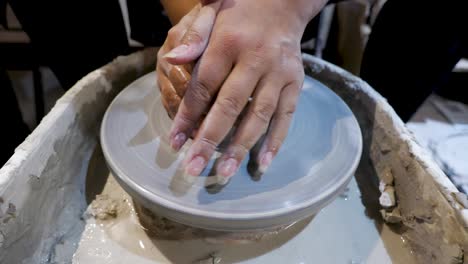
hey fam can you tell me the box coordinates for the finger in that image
[156,4,201,72]
[157,67,181,119]
[168,65,191,98]
[169,47,233,152]
[157,35,180,78]
[256,81,302,174]
[164,1,222,65]
[157,37,174,74]
[215,75,282,184]
[155,4,200,123]
[183,64,261,177]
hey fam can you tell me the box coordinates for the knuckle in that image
[268,137,283,154]
[283,58,303,78]
[167,27,181,41]
[289,79,303,94]
[253,40,266,54]
[275,97,298,121]
[281,103,297,119]
[188,80,213,105]
[235,142,251,156]
[177,105,199,124]
[216,96,244,119]
[252,101,276,123]
[199,136,218,151]
[184,28,204,45]
[247,42,268,57]
[221,30,244,45]
[242,52,269,71]
[241,43,273,70]
[213,30,244,57]
[281,65,304,93]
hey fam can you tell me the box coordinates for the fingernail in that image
[171,132,186,151]
[219,158,238,177]
[164,44,189,59]
[259,152,273,173]
[216,158,238,185]
[185,156,206,176]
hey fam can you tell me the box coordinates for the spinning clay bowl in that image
[100,68,363,234]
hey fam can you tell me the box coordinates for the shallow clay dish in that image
[100,72,363,232]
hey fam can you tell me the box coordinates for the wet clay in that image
[82,171,312,263]
[365,111,468,264]
[73,145,417,264]
[78,145,315,263]
[133,202,301,243]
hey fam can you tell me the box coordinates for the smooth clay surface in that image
[100,72,362,232]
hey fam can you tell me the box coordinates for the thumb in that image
[164,2,221,65]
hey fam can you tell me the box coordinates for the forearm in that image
[160,0,199,25]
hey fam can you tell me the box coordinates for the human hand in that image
[156,2,223,119]
[165,0,326,184]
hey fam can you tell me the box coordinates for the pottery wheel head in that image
[100,72,363,232]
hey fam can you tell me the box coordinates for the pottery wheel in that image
[100,71,362,232]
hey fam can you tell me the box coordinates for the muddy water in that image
[72,145,416,264]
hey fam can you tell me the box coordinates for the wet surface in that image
[73,145,416,264]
